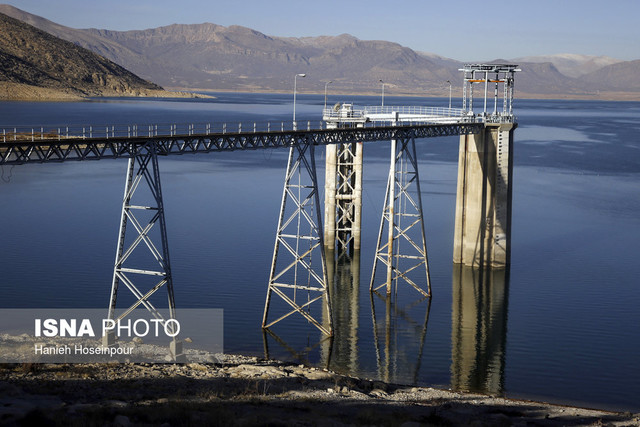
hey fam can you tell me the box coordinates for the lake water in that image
[1,94,639,412]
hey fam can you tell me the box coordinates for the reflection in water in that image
[370,292,431,385]
[451,265,509,395]
[262,251,433,385]
[261,250,361,369]
[262,327,333,369]
[326,251,361,372]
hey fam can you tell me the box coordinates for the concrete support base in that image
[453,123,516,268]
[101,331,116,347]
[170,339,186,363]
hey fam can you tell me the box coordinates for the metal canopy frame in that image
[262,139,333,336]
[460,63,520,121]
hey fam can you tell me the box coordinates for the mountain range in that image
[1,4,639,100]
[0,8,205,100]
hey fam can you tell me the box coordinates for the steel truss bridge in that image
[0,119,480,164]
[1,64,519,354]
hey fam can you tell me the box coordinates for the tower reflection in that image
[370,291,431,384]
[451,265,509,394]
[262,250,432,384]
[261,251,361,369]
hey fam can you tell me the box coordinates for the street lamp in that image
[324,80,332,111]
[293,73,306,129]
[379,79,386,108]
[446,80,452,109]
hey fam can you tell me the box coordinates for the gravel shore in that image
[0,354,637,426]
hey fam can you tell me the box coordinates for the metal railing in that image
[363,105,466,117]
[0,121,332,143]
[322,105,465,120]
[322,105,516,125]
[1,107,516,144]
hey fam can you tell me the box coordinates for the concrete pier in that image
[324,143,338,252]
[453,123,516,268]
[323,127,363,256]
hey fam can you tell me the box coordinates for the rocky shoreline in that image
[0,82,213,101]
[0,354,637,426]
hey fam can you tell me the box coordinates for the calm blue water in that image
[1,94,639,412]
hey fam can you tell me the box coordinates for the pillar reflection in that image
[325,251,361,373]
[451,265,509,394]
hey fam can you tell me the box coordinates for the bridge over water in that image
[0,64,519,358]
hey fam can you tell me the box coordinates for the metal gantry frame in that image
[104,142,181,358]
[460,64,520,120]
[369,130,432,298]
[262,138,333,336]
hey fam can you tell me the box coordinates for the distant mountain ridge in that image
[1,4,639,99]
[511,54,622,78]
[76,22,461,94]
[0,9,180,100]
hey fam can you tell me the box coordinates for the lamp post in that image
[293,73,306,130]
[379,79,386,108]
[324,80,332,111]
[446,80,452,109]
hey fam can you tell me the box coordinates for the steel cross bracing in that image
[0,123,483,165]
[103,141,183,359]
[262,139,333,336]
[334,141,361,254]
[369,135,432,298]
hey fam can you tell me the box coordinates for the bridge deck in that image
[0,121,484,165]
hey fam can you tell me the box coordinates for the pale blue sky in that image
[5,0,639,61]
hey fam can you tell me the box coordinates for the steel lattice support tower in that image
[263,139,333,336]
[369,134,432,297]
[104,143,181,359]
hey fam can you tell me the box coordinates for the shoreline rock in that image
[0,82,213,101]
[0,354,637,426]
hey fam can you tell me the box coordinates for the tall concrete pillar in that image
[323,125,364,257]
[324,143,337,252]
[453,123,516,268]
[352,141,363,251]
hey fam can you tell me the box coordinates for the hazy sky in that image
[5,0,639,61]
